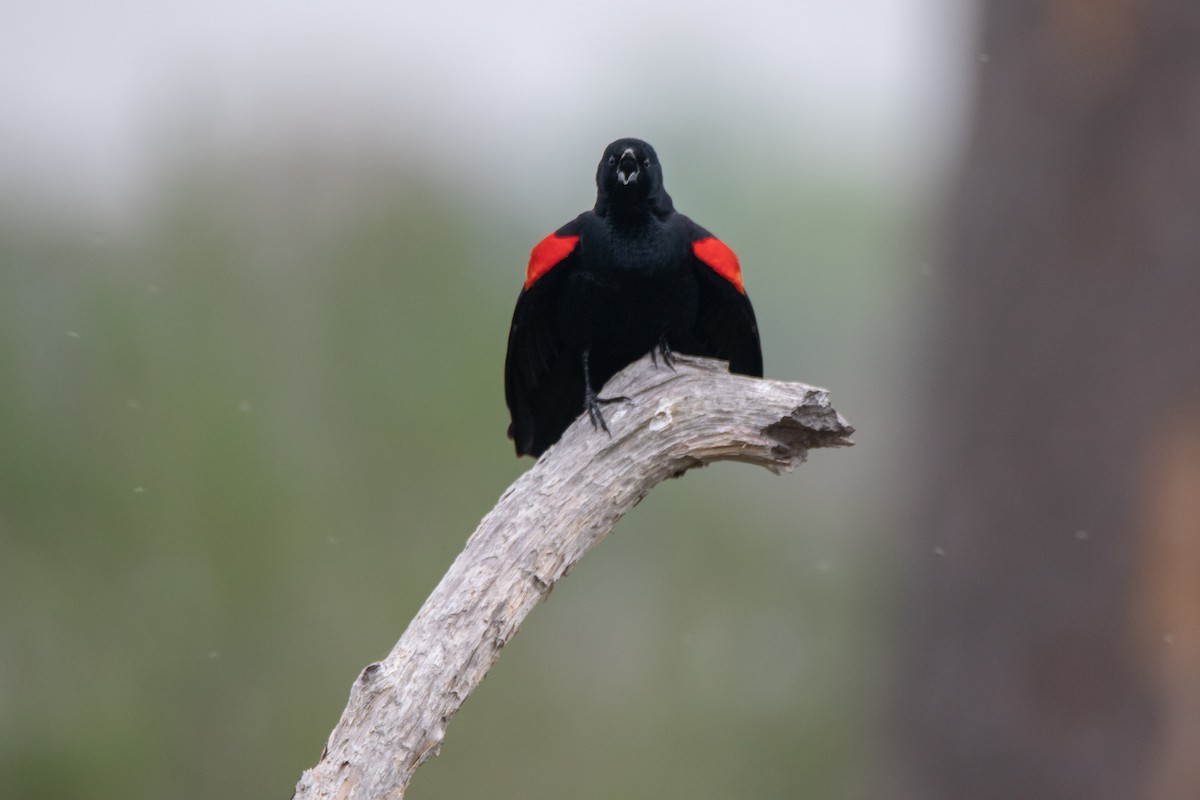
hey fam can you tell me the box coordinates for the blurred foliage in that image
[0,143,927,799]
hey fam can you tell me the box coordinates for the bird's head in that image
[595,138,672,218]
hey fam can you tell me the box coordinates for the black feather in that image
[504,139,763,457]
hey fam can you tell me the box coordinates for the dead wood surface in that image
[292,354,853,800]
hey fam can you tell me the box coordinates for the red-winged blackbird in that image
[504,138,763,457]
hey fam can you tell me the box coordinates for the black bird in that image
[504,138,763,457]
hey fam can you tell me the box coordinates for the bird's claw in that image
[584,390,632,434]
[650,336,676,371]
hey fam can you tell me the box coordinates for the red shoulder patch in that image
[692,237,745,294]
[525,233,579,289]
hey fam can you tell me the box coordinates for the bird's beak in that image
[616,148,639,186]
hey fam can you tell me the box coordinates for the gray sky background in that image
[2,0,978,223]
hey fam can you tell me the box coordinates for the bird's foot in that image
[584,387,632,433]
[650,335,676,371]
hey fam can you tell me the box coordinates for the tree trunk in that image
[892,3,1200,799]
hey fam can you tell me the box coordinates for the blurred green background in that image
[0,3,968,798]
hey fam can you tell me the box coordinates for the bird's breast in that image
[583,224,688,280]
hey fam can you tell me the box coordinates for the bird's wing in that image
[688,225,764,377]
[504,221,582,456]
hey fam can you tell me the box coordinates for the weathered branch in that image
[292,355,854,800]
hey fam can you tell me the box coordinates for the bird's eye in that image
[642,158,651,167]
[608,155,616,166]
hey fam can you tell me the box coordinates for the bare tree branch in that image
[292,355,854,800]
